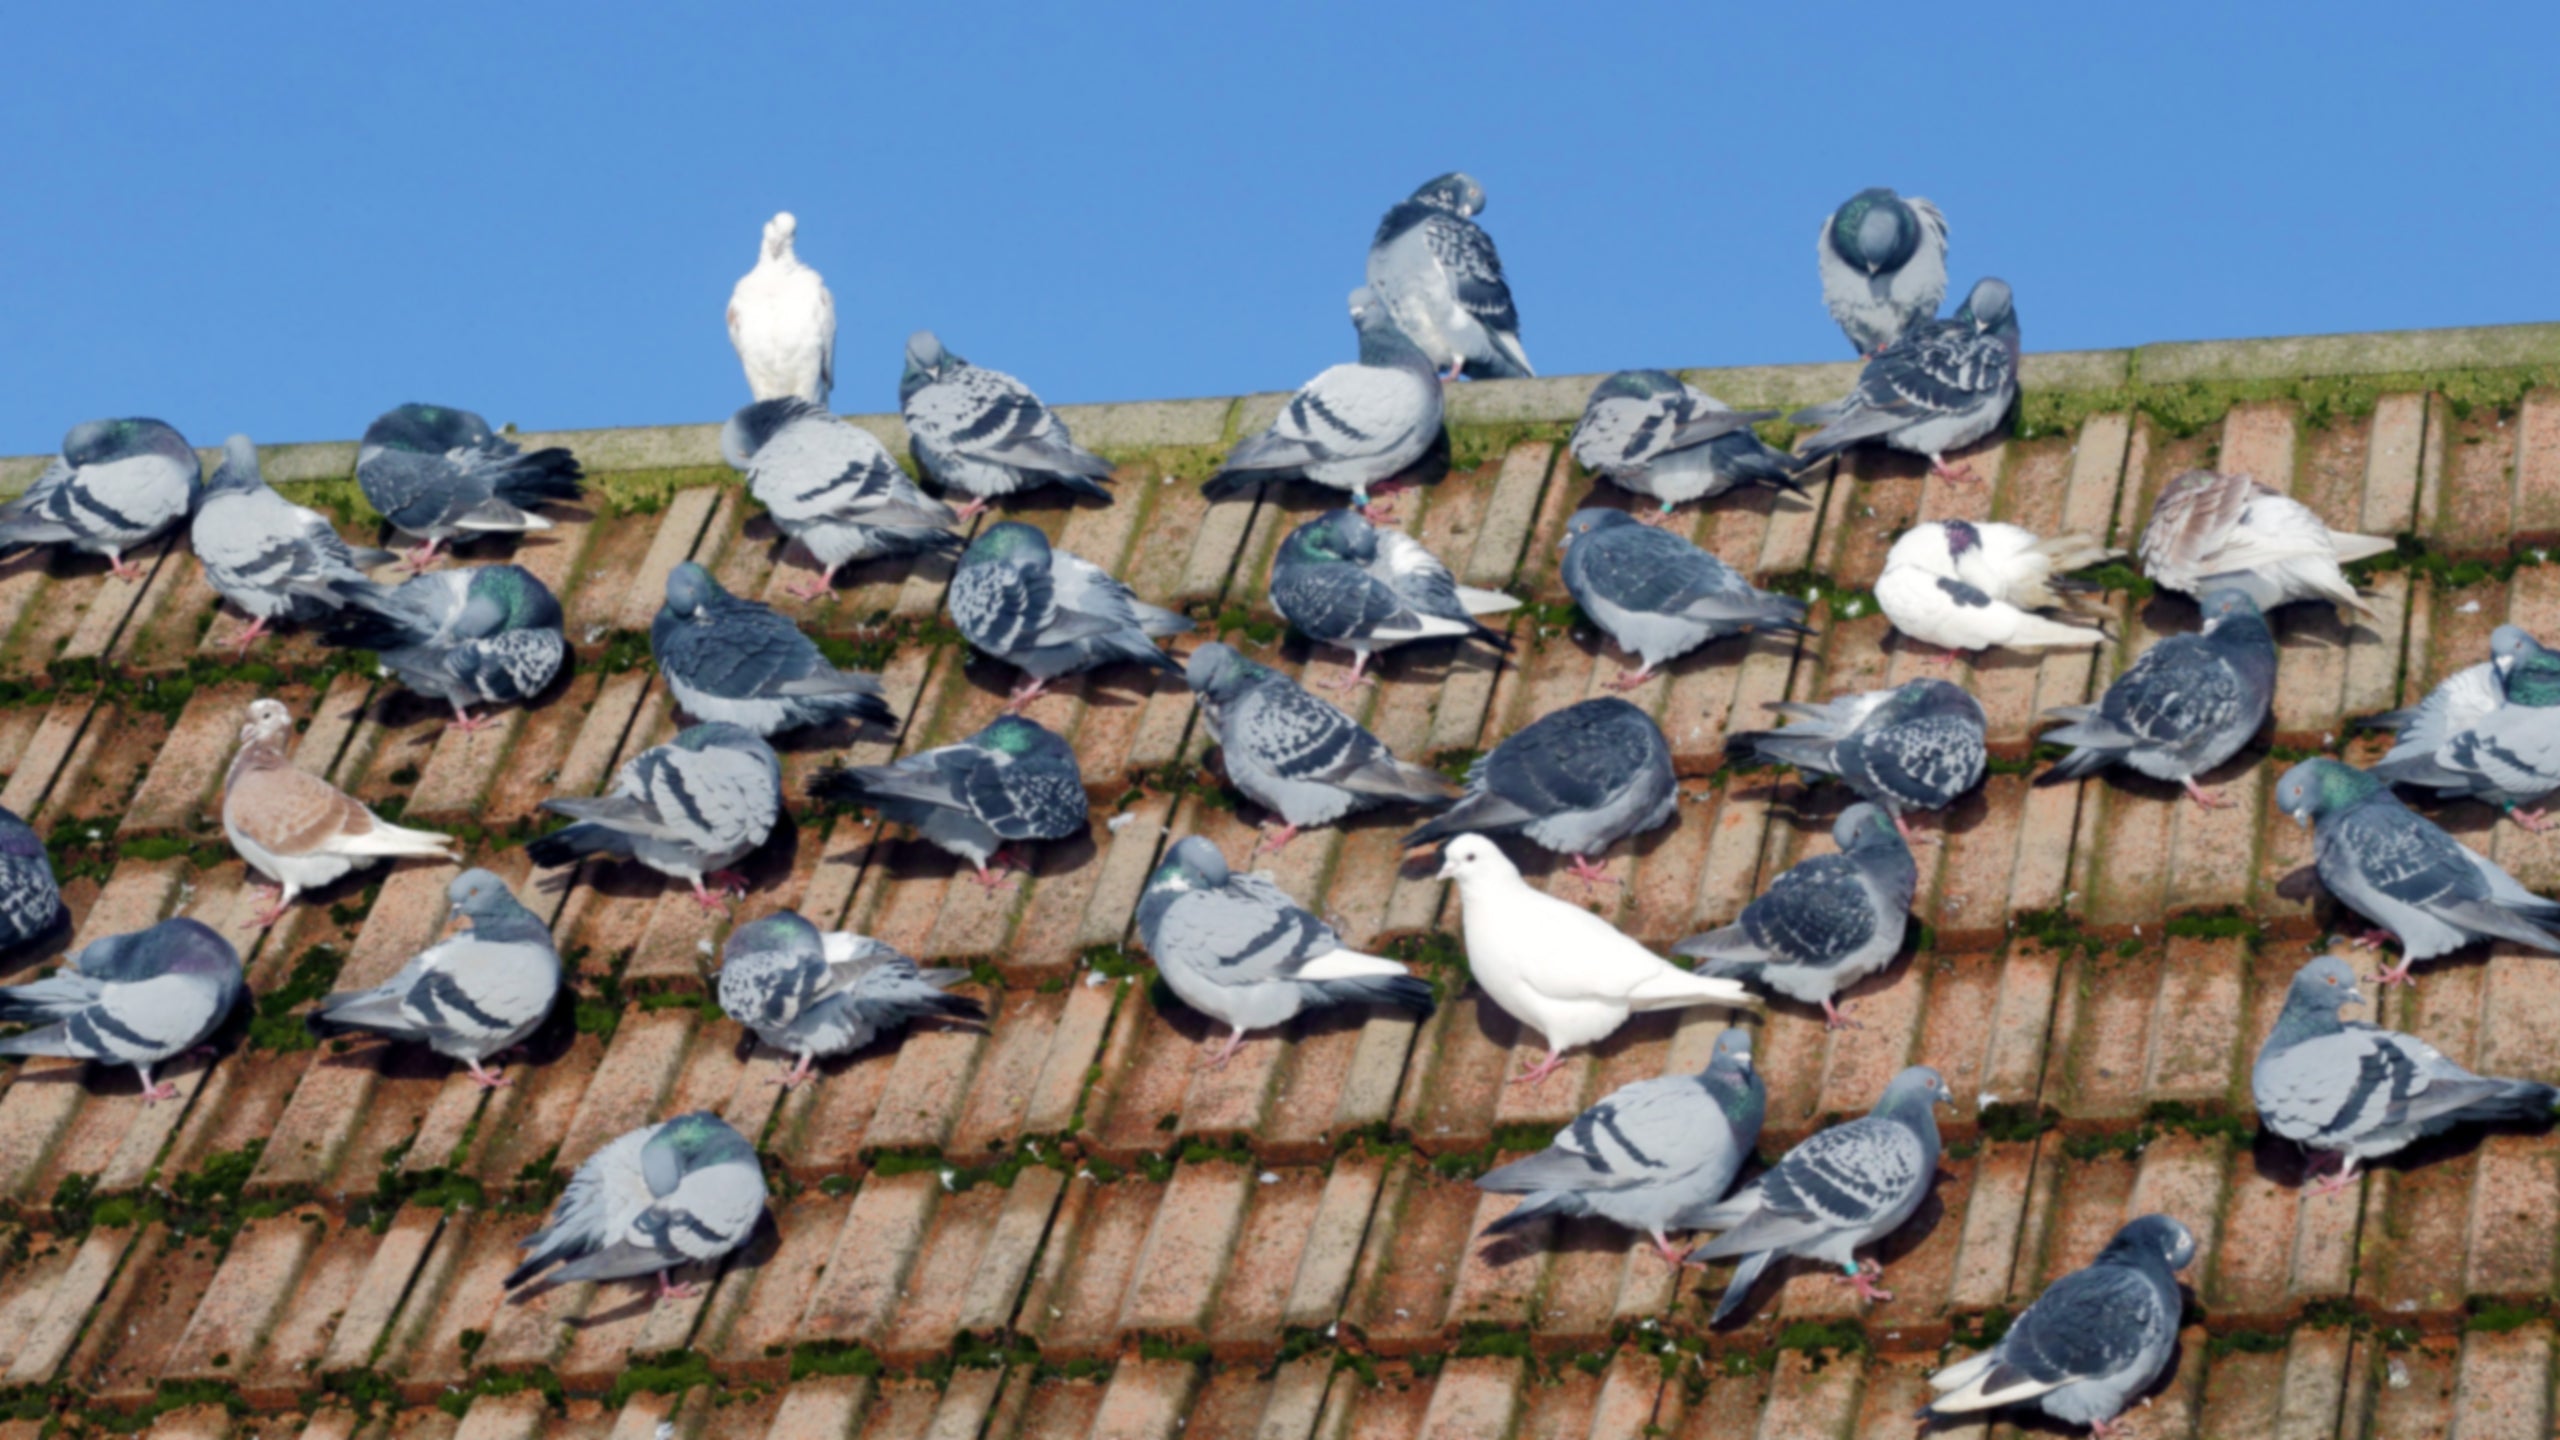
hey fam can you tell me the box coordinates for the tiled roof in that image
[1,321,2558,1440]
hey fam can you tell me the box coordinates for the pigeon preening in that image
[2275,756,2560,986]
[1402,696,1677,887]
[327,564,567,730]
[727,211,835,405]
[1730,678,1988,844]
[0,918,242,1102]
[1816,188,1950,357]
[1136,835,1434,1070]
[2366,625,2560,828]
[1366,171,1533,382]
[355,404,583,571]
[2138,468,2394,617]
[1673,803,1916,1030]
[2039,587,2278,807]
[0,417,200,580]
[1567,371,1804,514]
[528,723,784,910]
[1791,277,2020,484]
[1874,519,2116,655]
[717,910,985,1089]
[809,714,1087,888]
[1267,508,1516,688]
[722,398,961,599]
[503,1111,765,1301]
[0,805,64,949]
[305,869,562,1089]
[900,331,1114,518]
[946,522,1191,709]
[1684,1064,1954,1323]
[1560,508,1813,688]
[1185,642,1458,852]
[192,435,397,651]
[1923,1215,2194,1435]
[1435,835,1758,1084]
[1477,1027,1765,1264]
[224,699,458,927]
[1203,287,1444,520]
[653,562,894,736]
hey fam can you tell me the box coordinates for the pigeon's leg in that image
[652,1270,702,1302]
[2182,778,2229,809]
[1440,357,1465,383]
[2371,953,2419,988]
[1925,455,1982,486]
[1831,1258,1895,1305]
[1254,823,1301,856]
[1648,1230,1686,1266]
[401,538,445,574]
[783,565,840,602]
[2509,805,2554,834]
[136,1066,179,1104]
[462,1057,512,1090]
[105,552,150,584]
[248,884,292,929]
[1197,1027,1250,1071]
[966,849,1024,891]
[2305,1152,2361,1197]
[1003,675,1052,714]
[952,497,991,523]
[1358,481,1409,526]
[1510,1049,1572,1086]
[1604,663,1657,692]
[766,1052,817,1089]
[1819,996,1864,1031]
[228,615,273,655]
[1316,651,1378,691]
[1892,813,1943,848]
[1564,854,1623,890]
[448,705,501,734]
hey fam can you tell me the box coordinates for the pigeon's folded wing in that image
[1932,1264,2164,1410]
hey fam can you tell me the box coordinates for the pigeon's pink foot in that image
[966,849,1025,891]
[952,498,991,523]
[1649,1233,1687,1265]
[652,1272,701,1301]
[1820,998,1863,1031]
[248,890,292,929]
[1254,823,1301,856]
[1197,1029,1249,1071]
[1509,1049,1571,1086]
[1832,1260,1894,1305]
[228,616,272,655]
[1359,500,1400,525]
[1927,458,1982,486]
[401,541,444,574]
[2372,955,2418,988]
[1893,814,1942,848]
[1605,666,1656,692]
[1564,854,1622,891]
[107,555,151,584]
[686,877,737,913]
[448,709,500,734]
[2304,1154,2360,1197]
[139,1080,182,1104]
[784,571,836,602]
[2183,779,2228,809]
[766,1054,817,1089]
[1002,677,1051,714]
[464,1060,511,1090]
[2511,806,2554,834]
[1317,656,1378,691]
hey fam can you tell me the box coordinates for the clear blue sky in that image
[3,3,2552,456]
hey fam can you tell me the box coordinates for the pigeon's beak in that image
[1433,852,1457,881]
[2346,987,2366,1007]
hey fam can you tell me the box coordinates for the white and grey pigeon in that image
[809,714,1087,888]
[1791,278,2020,484]
[504,1111,765,1301]
[528,723,784,910]
[1136,835,1435,1069]
[0,805,64,950]
[2039,587,2278,807]
[1560,509,1813,688]
[1203,287,1444,520]
[722,398,960,599]
[2366,624,2560,829]
[1815,187,1950,356]
[1568,370,1804,514]
[1731,679,1988,843]
[652,562,894,736]
[1874,519,2116,655]
[1267,508,1515,688]
[1365,171,1532,381]
[2275,757,2560,986]
[1477,1027,1764,1264]
[1924,1215,2194,1435]
[2139,467,2393,617]
[224,699,459,927]
[1684,1064,1954,1323]
[1403,696,1677,888]
[899,331,1114,518]
[355,404,583,571]
[192,434,397,651]
[1185,642,1457,853]
[0,917,242,1102]
[326,563,567,730]
[1674,803,1916,1030]
[305,869,561,1089]
[0,417,201,580]
[947,522,1191,710]
[717,910,985,1089]
[726,211,835,405]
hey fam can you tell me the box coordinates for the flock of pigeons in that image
[0,177,2542,1431]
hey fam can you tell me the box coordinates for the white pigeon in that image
[2139,468,2393,616]
[727,211,836,405]
[223,699,458,927]
[1875,519,2115,654]
[1436,834,1757,1084]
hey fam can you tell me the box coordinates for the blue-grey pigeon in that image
[306,869,561,1089]
[1,417,200,579]
[504,1111,766,1300]
[0,917,243,1102]
[2039,587,2277,806]
[192,435,396,651]
[528,723,784,909]
[717,910,985,1088]
[809,714,1087,887]
[899,331,1113,518]
[326,563,567,728]
[1203,287,1444,520]
[652,562,894,736]
[1561,508,1813,687]
[947,522,1190,709]
[1816,188,1949,356]
[1268,508,1515,687]
[1402,696,1677,887]
[1791,278,2019,483]
[1365,171,1532,381]
[2367,625,2560,828]
[1731,678,1988,843]
[356,403,582,570]
[1185,642,1457,852]
[1674,803,1916,1029]
[722,398,960,599]
[1568,370,1803,514]
[1924,1215,2194,1433]
[0,805,64,949]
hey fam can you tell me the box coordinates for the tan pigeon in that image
[223,699,456,926]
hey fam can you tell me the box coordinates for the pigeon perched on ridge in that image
[528,723,783,910]
[1874,519,2116,654]
[2366,625,2560,828]
[1402,696,1676,887]
[1477,1026,1764,1264]
[1791,277,2020,483]
[1365,171,1533,381]
[1203,287,1444,519]
[1137,835,1434,1069]
[1684,1064,1953,1323]
[1924,1214,2193,1435]
[1730,678,1987,843]
[1568,370,1804,514]
[356,404,582,571]
[900,330,1113,518]
[2139,467,2393,617]
[726,211,835,405]
[947,522,1191,709]
[1267,508,1515,688]
[1186,642,1457,852]
[0,805,65,949]
[2038,587,2277,807]
[723,398,960,599]
[652,562,894,736]
[326,563,567,730]
[0,917,242,1102]
[718,910,985,1088]
[809,714,1086,887]
[224,699,458,927]
[192,435,397,651]
[306,869,561,1088]
[504,1111,765,1301]
[1816,188,1950,356]
[1561,509,1813,688]
[1674,803,1916,1030]
[0,417,200,580]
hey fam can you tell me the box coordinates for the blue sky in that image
[2,3,2552,456]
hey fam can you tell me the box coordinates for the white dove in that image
[727,211,835,405]
[1875,519,2115,654]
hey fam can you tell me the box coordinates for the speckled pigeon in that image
[0,805,64,949]
[723,398,959,599]
[504,1111,765,1301]
[306,869,561,1089]
[0,917,242,1102]
[1561,509,1812,687]
[0,417,200,579]
[809,714,1086,887]
[1674,803,1916,1029]
[652,562,893,736]
[727,211,834,405]
[2139,467,2393,617]
[1203,287,1444,519]
[1185,642,1456,852]
[1816,188,1949,356]
[717,910,985,1088]
[947,522,1190,709]
[1731,678,1987,843]
[900,331,1113,518]
[1365,171,1532,381]
[1568,370,1803,513]
[1268,508,1515,687]
[2039,587,2277,806]
[1925,1215,2194,1434]
[1791,278,2019,483]
[192,435,396,650]
[327,563,566,729]
[1875,519,2116,654]
[528,723,784,909]
[1402,696,1676,887]
[2367,625,2560,828]
[356,403,582,570]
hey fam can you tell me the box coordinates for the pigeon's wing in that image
[1694,1116,1925,1258]
[1271,561,1416,644]
[1153,879,1339,983]
[2138,469,2258,582]
[401,935,557,1044]
[1422,213,1519,334]
[1741,855,1882,966]
[2445,705,2560,799]
[2257,1027,2419,1142]
[1866,323,2015,414]
[914,368,1105,475]
[956,746,1088,841]
[749,417,910,526]
[508,1128,656,1285]
[1481,1075,1725,1196]
[662,602,827,697]
[1243,364,1428,467]
[1571,388,1685,473]
[1481,706,1661,818]
[1046,551,1151,636]
[1367,528,1471,623]
[1837,709,1986,810]
[2098,635,2247,746]
[1943,1264,2170,1409]
[556,1158,765,1282]
[718,940,829,1030]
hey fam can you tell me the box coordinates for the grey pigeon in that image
[899,331,1113,517]
[1477,1027,1764,1263]
[192,435,396,650]
[1366,171,1532,381]
[1568,370,1803,513]
[1684,1064,1954,1323]
[2038,587,2277,807]
[2139,467,2394,617]
[947,522,1191,709]
[1203,287,1444,518]
[0,917,242,1102]
[2367,625,2560,828]
[652,562,894,736]
[722,398,960,599]
[1791,277,2019,483]
[356,403,582,569]
[1136,835,1434,1069]
[528,723,784,908]
[1730,678,1988,842]
[1186,642,1457,851]
[0,805,64,949]
[1402,696,1677,887]
[2275,757,2560,986]
[1924,1215,2193,1433]
[1815,188,1950,356]
[306,869,561,1089]
[1674,803,1916,1029]
[809,714,1087,886]
[0,417,200,579]
[1268,508,1516,687]
[717,910,986,1088]
[1561,508,1814,687]
[504,1111,765,1301]
[326,563,566,729]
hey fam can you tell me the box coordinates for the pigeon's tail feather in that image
[1481,1191,1591,1234]
[2454,1078,2560,1126]
[0,975,98,1024]
[306,987,426,1041]
[1133,601,1194,640]
[1708,1248,1778,1325]
[2366,752,2470,790]
[852,982,988,1033]
[1199,469,1269,501]
[2357,706,2417,734]
[1723,444,1815,495]
[1621,967,1759,1013]
[1046,470,1114,503]
[1400,790,1540,848]
[2440,900,2560,954]
[1464,344,1535,382]
[0,1026,79,1058]
[1338,757,1463,808]
[1727,729,1836,776]
[345,544,402,570]
[489,447,584,508]
[338,818,459,859]
[2329,531,2399,565]
[1455,585,1521,617]
[526,821,631,868]
[2036,706,2134,783]
[1307,972,1436,1016]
